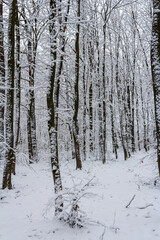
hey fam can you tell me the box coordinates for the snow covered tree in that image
[0,0,5,162]
[47,0,63,215]
[73,0,82,169]
[151,0,160,175]
[21,0,38,163]
[2,0,17,189]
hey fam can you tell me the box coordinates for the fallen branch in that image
[126,194,136,208]
[137,204,153,209]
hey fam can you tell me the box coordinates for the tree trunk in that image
[27,32,37,163]
[73,0,82,169]
[22,3,38,163]
[15,6,21,148]
[47,0,63,215]
[88,41,94,154]
[151,0,160,176]
[0,0,5,161]
[102,20,107,164]
[12,0,20,175]
[2,0,16,189]
[109,28,118,159]
[136,88,141,151]
[82,30,87,160]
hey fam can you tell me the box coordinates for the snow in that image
[0,150,160,240]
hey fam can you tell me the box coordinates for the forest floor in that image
[0,150,160,240]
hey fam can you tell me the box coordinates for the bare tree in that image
[47,0,63,215]
[0,0,5,161]
[151,0,160,175]
[2,0,17,189]
[73,0,82,169]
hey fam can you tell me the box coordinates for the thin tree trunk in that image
[140,77,147,151]
[55,0,70,150]
[47,0,63,215]
[82,31,87,160]
[102,20,107,164]
[73,0,82,169]
[27,32,37,163]
[109,28,118,159]
[2,0,16,189]
[22,3,38,163]
[0,0,5,161]
[15,6,21,148]
[151,0,160,175]
[12,0,20,175]
[88,42,93,154]
[96,36,104,162]
[135,88,140,151]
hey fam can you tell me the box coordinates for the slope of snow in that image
[0,150,160,240]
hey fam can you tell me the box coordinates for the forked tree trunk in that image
[151,0,160,176]
[2,0,16,189]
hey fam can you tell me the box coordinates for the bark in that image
[136,88,140,151]
[55,0,70,139]
[73,0,82,169]
[82,30,87,160]
[0,0,5,161]
[151,0,160,175]
[88,42,93,153]
[109,28,118,159]
[96,35,104,162]
[47,0,63,215]
[15,4,21,148]
[140,77,147,152]
[22,3,38,163]
[102,19,107,164]
[12,0,20,175]
[2,0,16,189]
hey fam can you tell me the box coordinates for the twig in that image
[99,226,106,240]
[137,204,153,209]
[126,194,136,208]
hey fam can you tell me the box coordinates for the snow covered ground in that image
[0,150,160,240]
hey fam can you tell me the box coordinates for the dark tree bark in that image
[0,0,5,161]
[130,10,136,153]
[102,17,107,164]
[88,41,94,154]
[12,0,20,175]
[73,0,82,169]
[96,34,104,162]
[2,0,16,189]
[47,0,63,215]
[108,28,118,159]
[15,2,21,149]
[151,0,160,175]
[22,3,38,163]
[135,88,141,151]
[55,0,70,135]
[82,31,87,161]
